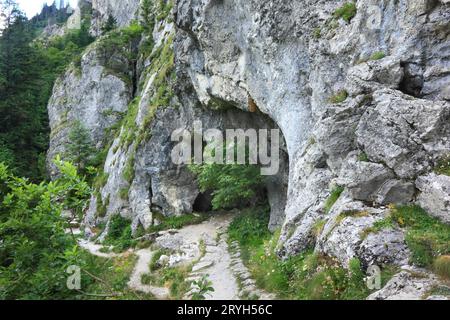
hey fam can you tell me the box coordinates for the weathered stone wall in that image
[47,0,450,275]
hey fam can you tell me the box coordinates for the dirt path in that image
[127,249,170,299]
[78,239,121,258]
[186,231,239,300]
[76,213,274,300]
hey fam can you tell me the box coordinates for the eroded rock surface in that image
[47,0,450,299]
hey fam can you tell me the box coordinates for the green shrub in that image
[333,2,357,23]
[324,186,345,214]
[66,121,95,173]
[369,51,386,61]
[358,152,369,162]
[149,249,170,271]
[122,153,136,184]
[0,139,15,169]
[0,160,90,299]
[142,263,192,299]
[329,90,349,104]
[313,27,322,39]
[104,214,136,252]
[191,275,215,300]
[156,0,174,21]
[93,171,109,190]
[189,150,264,210]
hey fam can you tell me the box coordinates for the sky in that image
[17,0,78,18]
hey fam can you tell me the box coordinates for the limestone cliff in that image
[47,0,450,299]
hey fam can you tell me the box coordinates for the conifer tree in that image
[66,121,94,172]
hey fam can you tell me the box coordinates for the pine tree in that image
[0,1,47,180]
[66,121,95,172]
[101,14,117,34]
[0,0,94,181]
[141,0,155,32]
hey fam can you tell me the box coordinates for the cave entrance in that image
[189,104,290,231]
[193,191,213,212]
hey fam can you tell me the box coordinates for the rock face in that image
[47,40,133,175]
[90,0,141,35]
[47,0,450,296]
[367,266,442,300]
[416,173,450,224]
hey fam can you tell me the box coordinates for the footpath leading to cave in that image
[76,213,274,300]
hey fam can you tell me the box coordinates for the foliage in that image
[155,0,174,22]
[329,90,349,104]
[189,147,265,210]
[228,208,370,300]
[0,138,15,168]
[66,121,95,174]
[0,2,94,181]
[149,249,169,272]
[358,152,369,162]
[333,2,357,23]
[390,205,450,268]
[101,14,117,34]
[97,21,143,71]
[324,186,344,214]
[228,206,271,248]
[103,214,136,252]
[78,251,154,300]
[141,0,156,32]
[434,154,450,176]
[0,159,90,299]
[191,275,214,300]
[141,264,192,299]
[369,51,386,61]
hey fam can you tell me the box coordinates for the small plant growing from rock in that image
[313,27,322,39]
[370,51,386,61]
[434,154,450,176]
[324,186,345,214]
[329,90,349,104]
[333,2,357,23]
[191,275,214,300]
[358,152,369,162]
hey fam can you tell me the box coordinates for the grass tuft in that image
[434,256,450,279]
[148,213,208,233]
[333,2,357,23]
[390,206,450,268]
[324,186,345,214]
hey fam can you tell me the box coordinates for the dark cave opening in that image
[193,191,213,212]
